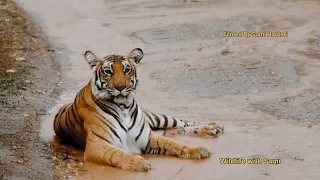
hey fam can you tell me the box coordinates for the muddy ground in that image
[0,0,61,179]
[2,0,320,179]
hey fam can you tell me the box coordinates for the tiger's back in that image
[53,89,88,149]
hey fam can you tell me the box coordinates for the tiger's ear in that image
[84,50,98,68]
[127,48,143,64]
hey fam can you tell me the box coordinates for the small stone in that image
[221,49,232,55]
[294,157,304,161]
[6,69,16,74]
[270,72,275,75]
[36,90,47,94]
[23,114,29,117]
[16,57,26,61]
[25,80,31,84]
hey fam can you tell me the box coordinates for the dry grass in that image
[0,0,39,90]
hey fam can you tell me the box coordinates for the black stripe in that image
[73,99,84,128]
[117,99,132,109]
[144,111,156,129]
[137,115,143,126]
[114,102,124,111]
[65,113,83,146]
[151,112,161,128]
[109,126,122,143]
[184,121,188,127]
[78,89,96,111]
[91,130,111,144]
[95,77,102,91]
[146,148,152,154]
[98,103,127,132]
[104,104,121,119]
[157,137,160,148]
[57,104,68,118]
[161,114,168,128]
[145,137,151,149]
[172,118,178,127]
[129,99,135,111]
[130,105,138,119]
[95,114,116,129]
[163,149,167,155]
[95,66,103,91]
[135,122,145,141]
[71,105,82,126]
[95,115,119,142]
[129,106,138,130]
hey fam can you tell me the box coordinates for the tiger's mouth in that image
[108,89,131,98]
[112,94,129,104]
[116,94,126,98]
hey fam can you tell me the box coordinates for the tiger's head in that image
[84,48,143,102]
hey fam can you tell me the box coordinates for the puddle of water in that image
[40,92,79,142]
[68,122,320,180]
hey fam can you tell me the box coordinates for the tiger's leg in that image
[144,131,211,159]
[142,109,224,138]
[84,127,151,171]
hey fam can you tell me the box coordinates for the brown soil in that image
[0,0,61,179]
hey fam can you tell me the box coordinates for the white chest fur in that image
[97,105,150,155]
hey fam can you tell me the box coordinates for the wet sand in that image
[14,0,320,179]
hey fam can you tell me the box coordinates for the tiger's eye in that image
[124,65,131,74]
[105,70,112,75]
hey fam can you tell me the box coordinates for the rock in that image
[36,90,47,94]
[16,57,26,61]
[221,49,232,55]
[6,69,16,74]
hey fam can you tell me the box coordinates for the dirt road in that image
[14,0,320,179]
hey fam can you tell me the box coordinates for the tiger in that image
[53,48,224,171]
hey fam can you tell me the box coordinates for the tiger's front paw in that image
[184,122,224,137]
[120,155,151,172]
[181,146,211,159]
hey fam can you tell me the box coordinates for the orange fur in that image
[53,48,224,171]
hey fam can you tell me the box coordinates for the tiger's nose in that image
[115,84,126,91]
